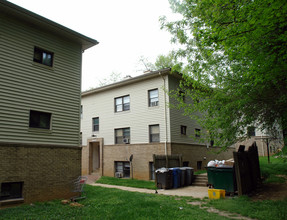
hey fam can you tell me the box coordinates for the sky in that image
[8,0,179,91]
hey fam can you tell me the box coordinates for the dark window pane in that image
[0,182,23,200]
[33,47,42,63]
[33,47,53,67]
[181,126,187,135]
[92,117,99,132]
[29,110,51,129]
[123,103,130,111]
[195,128,201,137]
[247,126,256,136]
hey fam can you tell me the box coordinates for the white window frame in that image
[115,95,130,112]
[115,127,130,144]
[148,89,159,107]
[149,124,160,143]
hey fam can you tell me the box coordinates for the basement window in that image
[115,161,130,178]
[29,110,52,129]
[0,182,23,201]
[33,47,54,67]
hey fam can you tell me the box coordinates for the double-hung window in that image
[92,117,99,132]
[115,127,130,144]
[115,95,130,112]
[33,47,53,67]
[148,89,159,107]
[149,124,160,142]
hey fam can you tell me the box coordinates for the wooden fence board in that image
[233,142,261,196]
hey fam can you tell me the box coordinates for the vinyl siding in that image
[168,76,204,145]
[0,13,82,146]
[81,76,170,146]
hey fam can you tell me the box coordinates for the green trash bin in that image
[213,166,237,194]
[206,166,216,187]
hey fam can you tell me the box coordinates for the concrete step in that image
[192,174,208,187]
[193,182,208,187]
[86,172,101,184]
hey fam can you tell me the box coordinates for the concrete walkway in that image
[89,183,209,199]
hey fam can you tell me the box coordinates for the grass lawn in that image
[205,155,287,220]
[259,155,287,183]
[96,176,157,190]
[1,185,228,220]
[206,195,287,220]
[1,155,286,219]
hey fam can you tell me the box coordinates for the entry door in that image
[89,142,100,174]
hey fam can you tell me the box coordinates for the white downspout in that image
[159,72,168,156]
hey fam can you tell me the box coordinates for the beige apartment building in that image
[234,126,284,156]
[81,69,234,181]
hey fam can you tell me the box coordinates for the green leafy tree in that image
[161,0,287,148]
[98,71,123,87]
[137,53,181,72]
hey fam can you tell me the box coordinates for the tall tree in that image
[161,0,287,147]
[137,52,181,72]
[98,71,123,87]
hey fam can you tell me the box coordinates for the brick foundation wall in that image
[85,142,234,181]
[103,143,170,180]
[0,144,81,204]
[81,145,89,176]
[171,143,235,170]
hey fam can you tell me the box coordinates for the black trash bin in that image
[155,168,173,189]
[183,167,194,185]
[179,167,187,187]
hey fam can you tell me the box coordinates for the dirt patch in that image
[187,201,254,220]
[251,182,287,201]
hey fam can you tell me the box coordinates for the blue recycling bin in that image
[170,168,181,188]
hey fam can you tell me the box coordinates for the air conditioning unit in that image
[150,101,158,107]
[123,138,130,144]
[115,172,123,178]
